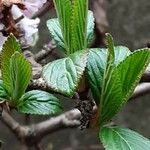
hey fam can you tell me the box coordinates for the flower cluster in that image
[0,0,47,49]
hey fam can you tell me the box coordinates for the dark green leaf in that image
[1,34,21,95]
[87,46,130,105]
[100,126,150,150]
[43,50,88,96]
[10,52,32,102]
[17,90,62,115]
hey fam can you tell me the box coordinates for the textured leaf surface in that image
[70,0,88,53]
[88,48,150,124]
[47,11,94,53]
[17,90,62,115]
[87,11,95,46]
[100,126,150,150]
[43,50,88,96]
[47,18,65,51]
[87,46,130,105]
[0,80,7,99]
[10,52,32,102]
[53,0,89,54]
[101,49,150,124]
[1,34,21,95]
[53,0,71,54]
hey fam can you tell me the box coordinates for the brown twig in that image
[141,64,150,82]
[131,83,150,99]
[32,109,81,139]
[34,40,56,62]
[1,109,81,148]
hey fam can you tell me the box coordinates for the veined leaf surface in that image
[10,52,32,102]
[100,126,150,150]
[47,11,94,53]
[17,90,62,115]
[1,34,21,95]
[87,46,130,105]
[43,50,88,96]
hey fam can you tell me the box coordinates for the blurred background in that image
[0,0,150,149]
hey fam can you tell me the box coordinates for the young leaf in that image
[100,126,150,150]
[70,0,88,53]
[10,52,32,102]
[17,90,62,115]
[100,49,150,124]
[1,34,21,95]
[53,0,71,54]
[43,50,88,96]
[0,80,8,99]
[87,46,130,105]
[47,11,94,53]
[53,0,89,54]
[88,46,150,125]
[99,34,120,124]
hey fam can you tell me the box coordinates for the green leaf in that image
[106,33,115,62]
[0,80,7,99]
[10,52,32,102]
[70,0,88,53]
[99,34,121,124]
[87,46,130,105]
[53,0,72,54]
[100,126,150,150]
[88,47,150,125]
[101,49,150,124]
[53,0,89,54]
[1,34,21,95]
[43,50,88,96]
[47,11,94,53]
[17,90,62,115]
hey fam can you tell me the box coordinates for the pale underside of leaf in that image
[43,50,88,96]
[47,18,65,51]
[100,126,150,150]
[17,90,62,115]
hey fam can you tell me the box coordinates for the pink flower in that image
[0,0,47,48]
[23,0,47,17]
[11,5,40,45]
